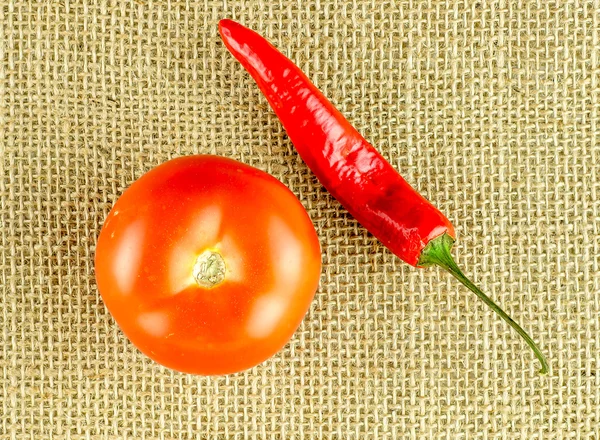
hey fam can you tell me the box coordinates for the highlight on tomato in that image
[95,155,322,375]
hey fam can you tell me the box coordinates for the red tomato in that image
[95,155,321,375]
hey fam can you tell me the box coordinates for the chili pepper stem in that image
[418,233,549,375]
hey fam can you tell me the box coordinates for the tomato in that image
[95,155,321,375]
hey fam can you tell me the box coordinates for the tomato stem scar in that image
[193,250,226,288]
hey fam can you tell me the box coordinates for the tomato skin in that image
[95,155,321,375]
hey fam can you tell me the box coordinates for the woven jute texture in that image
[1,0,599,438]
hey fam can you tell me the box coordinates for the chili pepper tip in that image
[418,234,549,375]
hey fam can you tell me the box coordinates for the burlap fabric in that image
[1,1,599,438]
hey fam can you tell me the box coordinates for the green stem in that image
[418,233,548,375]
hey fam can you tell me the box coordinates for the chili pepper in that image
[219,19,548,374]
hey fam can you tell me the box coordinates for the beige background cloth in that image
[1,0,598,438]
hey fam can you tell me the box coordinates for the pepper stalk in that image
[418,233,549,374]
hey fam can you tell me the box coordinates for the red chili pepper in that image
[219,19,548,374]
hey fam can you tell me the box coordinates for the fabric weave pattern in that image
[1,1,598,438]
